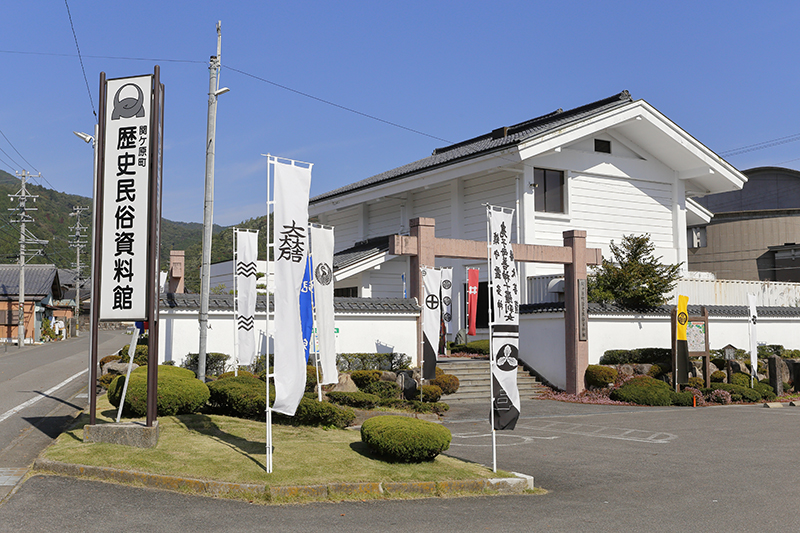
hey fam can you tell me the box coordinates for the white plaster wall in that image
[158,309,418,366]
[518,313,566,390]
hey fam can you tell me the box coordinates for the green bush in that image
[120,344,149,366]
[108,365,210,417]
[362,380,401,399]
[710,383,762,403]
[730,372,752,387]
[599,348,671,365]
[181,352,230,377]
[99,355,122,368]
[361,415,451,462]
[326,391,380,409]
[609,376,672,406]
[207,375,267,419]
[448,339,490,355]
[670,390,695,406]
[350,370,382,389]
[336,353,410,371]
[98,373,117,389]
[753,381,777,401]
[305,365,320,393]
[585,365,617,388]
[430,374,460,395]
[647,364,667,378]
[687,376,705,389]
[287,396,355,428]
[414,384,443,403]
[710,370,726,383]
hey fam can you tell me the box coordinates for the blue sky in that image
[2,1,799,225]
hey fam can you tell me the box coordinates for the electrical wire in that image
[63,0,96,119]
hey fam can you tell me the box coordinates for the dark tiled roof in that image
[160,293,420,314]
[333,236,392,270]
[521,302,800,317]
[310,91,633,204]
[0,264,61,300]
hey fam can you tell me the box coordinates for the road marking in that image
[0,369,87,424]
[516,421,676,443]
[0,468,27,486]
[450,432,559,447]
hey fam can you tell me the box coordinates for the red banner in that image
[467,268,479,335]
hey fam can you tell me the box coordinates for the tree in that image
[587,234,682,308]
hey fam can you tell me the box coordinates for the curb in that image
[32,458,532,501]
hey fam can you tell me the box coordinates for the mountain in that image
[0,169,224,286]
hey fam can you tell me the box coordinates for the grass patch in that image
[43,396,501,489]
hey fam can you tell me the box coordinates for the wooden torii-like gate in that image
[389,217,602,394]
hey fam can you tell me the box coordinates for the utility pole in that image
[198,21,230,380]
[69,206,90,335]
[9,171,47,348]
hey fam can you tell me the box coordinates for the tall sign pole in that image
[198,21,229,381]
[90,68,164,427]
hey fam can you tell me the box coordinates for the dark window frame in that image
[534,167,565,214]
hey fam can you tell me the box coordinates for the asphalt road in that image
[0,331,130,501]
[1,395,798,532]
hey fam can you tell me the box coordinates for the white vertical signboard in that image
[99,75,153,320]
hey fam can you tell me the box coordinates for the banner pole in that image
[115,326,140,423]
[486,206,497,473]
[308,230,322,401]
[233,229,239,377]
[265,155,273,474]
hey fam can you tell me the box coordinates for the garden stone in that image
[103,361,138,376]
[396,370,418,400]
[618,364,634,376]
[729,361,750,374]
[633,364,652,376]
[330,373,358,393]
[768,356,783,395]
[379,371,397,382]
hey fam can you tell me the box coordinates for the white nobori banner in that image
[487,205,520,430]
[421,266,441,380]
[235,229,259,366]
[310,224,338,385]
[272,160,312,416]
[99,75,153,320]
[441,267,453,336]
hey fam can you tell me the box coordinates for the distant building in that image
[689,167,800,281]
[0,264,62,344]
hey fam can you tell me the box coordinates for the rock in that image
[379,371,397,382]
[633,364,652,376]
[729,361,750,375]
[396,370,418,400]
[618,364,634,376]
[103,361,138,376]
[330,373,358,393]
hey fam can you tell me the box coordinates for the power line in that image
[63,0,96,118]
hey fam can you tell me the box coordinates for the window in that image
[534,168,565,213]
[334,287,358,297]
[594,139,611,154]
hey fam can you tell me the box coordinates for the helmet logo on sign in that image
[677,312,688,326]
[112,83,145,120]
[442,279,452,290]
[496,344,518,371]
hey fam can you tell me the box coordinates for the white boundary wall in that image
[158,309,418,366]
[518,312,800,391]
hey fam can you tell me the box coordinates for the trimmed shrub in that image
[336,352,410,372]
[600,348,671,366]
[288,397,355,428]
[98,373,117,389]
[414,384,443,403]
[430,373,460,395]
[609,376,672,406]
[670,390,695,406]
[687,377,705,389]
[326,391,380,409]
[448,339,490,355]
[709,389,732,404]
[753,382,777,401]
[585,365,617,389]
[350,370,382,389]
[361,415,451,462]
[181,352,230,377]
[207,375,266,419]
[710,383,761,403]
[120,344,149,366]
[305,365,319,393]
[730,372,752,387]
[108,365,210,417]
[647,364,667,378]
[710,370,726,383]
[99,355,122,368]
[362,380,401,399]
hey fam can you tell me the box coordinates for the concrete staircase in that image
[437,358,549,402]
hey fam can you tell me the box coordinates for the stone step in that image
[439,361,548,401]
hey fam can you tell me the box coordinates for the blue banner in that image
[300,255,314,363]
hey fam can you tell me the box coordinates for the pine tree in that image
[587,234,681,307]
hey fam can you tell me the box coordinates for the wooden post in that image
[563,230,589,395]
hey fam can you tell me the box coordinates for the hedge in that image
[599,348,671,365]
[108,365,209,417]
[181,352,230,377]
[609,376,672,406]
[350,370,382,389]
[326,391,380,409]
[362,380,401,399]
[336,353,410,371]
[360,415,451,462]
[448,339,490,355]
